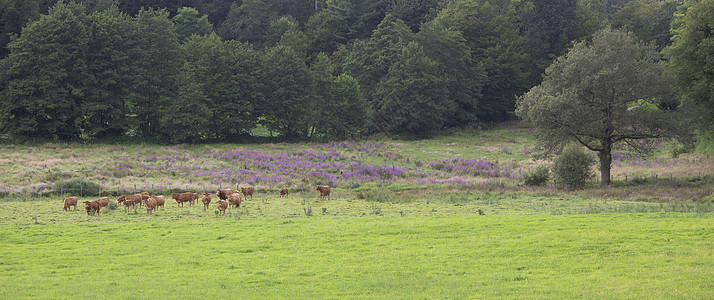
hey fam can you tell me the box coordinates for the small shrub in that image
[55,179,102,196]
[552,144,595,190]
[523,165,550,186]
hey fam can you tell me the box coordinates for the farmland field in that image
[1,125,713,298]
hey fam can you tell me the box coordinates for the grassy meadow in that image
[1,124,713,298]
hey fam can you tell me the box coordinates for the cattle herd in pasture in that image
[63,185,331,216]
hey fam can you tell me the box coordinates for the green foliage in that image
[610,0,679,51]
[517,28,685,185]
[375,41,451,137]
[1,1,91,141]
[664,0,714,129]
[54,179,102,196]
[523,165,550,186]
[520,0,579,84]
[172,6,213,43]
[552,144,595,189]
[432,0,529,121]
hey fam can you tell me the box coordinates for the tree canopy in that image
[516,28,684,185]
[0,0,707,143]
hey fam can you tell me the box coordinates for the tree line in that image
[0,0,710,143]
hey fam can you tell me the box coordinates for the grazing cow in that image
[96,197,110,208]
[240,186,254,201]
[140,192,150,200]
[143,197,158,215]
[202,193,211,210]
[315,185,331,200]
[279,188,289,198]
[83,200,101,216]
[216,200,228,215]
[215,189,233,201]
[172,192,195,207]
[153,195,165,210]
[228,192,242,209]
[63,196,78,211]
[191,192,199,207]
[117,194,142,211]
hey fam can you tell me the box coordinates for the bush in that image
[552,144,595,189]
[55,179,102,196]
[523,165,550,186]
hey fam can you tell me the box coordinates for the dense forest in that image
[0,0,711,143]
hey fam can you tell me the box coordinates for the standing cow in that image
[172,192,194,207]
[228,192,242,209]
[279,188,289,198]
[240,186,254,201]
[83,200,101,216]
[143,197,158,215]
[63,196,78,211]
[201,193,211,210]
[215,189,233,201]
[315,185,331,200]
[216,200,228,215]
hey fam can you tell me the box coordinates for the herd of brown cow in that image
[63,185,332,216]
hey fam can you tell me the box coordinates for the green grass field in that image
[1,125,713,298]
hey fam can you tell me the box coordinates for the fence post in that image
[80,185,83,197]
[133,184,136,194]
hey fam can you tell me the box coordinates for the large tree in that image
[516,28,683,185]
[664,0,714,128]
[1,1,90,140]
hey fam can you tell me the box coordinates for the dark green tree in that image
[343,14,413,107]
[416,21,485,126]
[177,33,259,140]
[433,0,529,121]
[305,11,342,59]
[160,66,211,143]
[1,1,90,140]
[129,8,179,138]
[516,28,683,185]
[172,6,212,43]
[374,41,450,137]
[663,0,714,128]
[611,0,679,51]
[260,44,313,139]
[520,0,579,84]
[83,6,137,138]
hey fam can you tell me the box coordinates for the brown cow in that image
[216,200,228,215]
[153,195,165,210]
[215,189,233,201]
[201,193,211,210]
[240,186,254,201]
[63,196,78,211]
[191,192,199,207]
[96,197,109,208]
[117,194,142,211]
[279,188,289,198]
[143,197,158,215]
[228,192,242,209]
[172,192,194,207]
[83,200,101,216]
[315,185,331,200]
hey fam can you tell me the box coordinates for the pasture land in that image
[1,207,712,298]
[1,124,713,298]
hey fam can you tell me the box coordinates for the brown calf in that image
[228,192,242,209]
[63,196,78,211]
[279,188,289,198]
[143,197,158,215]
[83,200,101,216]
[240,186,254,201]
[202,193,211,210]
[153,195,165,210]
[216,200,228,215]
[315,185,331,200]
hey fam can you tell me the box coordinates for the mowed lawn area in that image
[1,205,712,298]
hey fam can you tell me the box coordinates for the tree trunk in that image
[599,139,612,185]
